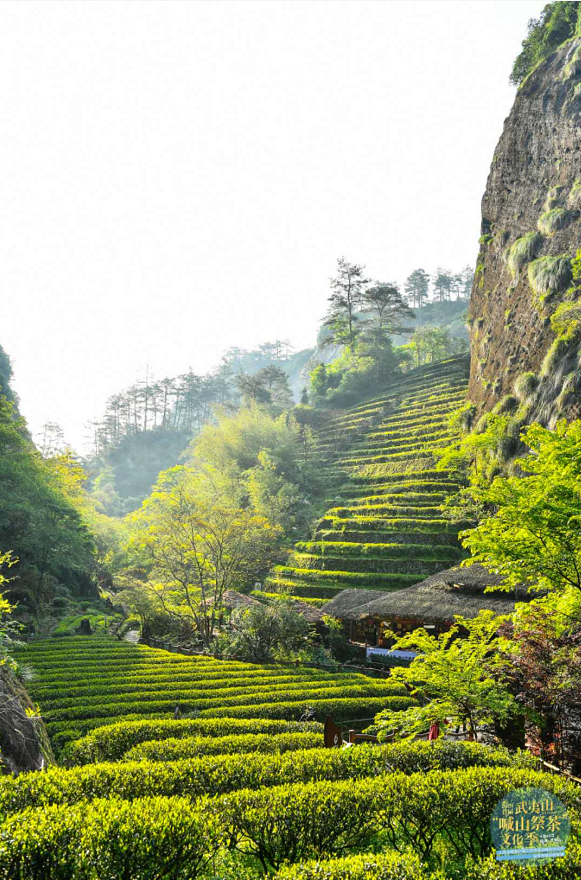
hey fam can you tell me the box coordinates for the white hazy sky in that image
[2,0,544,451]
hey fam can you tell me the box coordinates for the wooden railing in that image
[539,759,581,786]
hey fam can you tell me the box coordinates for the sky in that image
[1,0,545,452]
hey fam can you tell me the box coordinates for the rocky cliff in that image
[469,37,581,424]
[0,668,54,774]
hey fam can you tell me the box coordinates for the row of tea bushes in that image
[15,637,412,744]
[123,730,325,761]
[63,717,325,765]
[0,742,540,819]
[275,846,581,880]
[208,767,581,869]
[1,768,579,879]
[0,796,220,880]
[42,680,404,720]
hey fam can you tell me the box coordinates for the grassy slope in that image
[267,356,469,600]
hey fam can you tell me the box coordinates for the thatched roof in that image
[335,566,531,623]
[289,600,325,624]
[222,590,261,611]
[323,588,386,618]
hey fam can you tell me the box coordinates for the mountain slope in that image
[266,356,470,601]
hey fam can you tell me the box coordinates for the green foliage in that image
[0,553,20,668]
[64,716,323,765]
[125,462,283,646]
[0,396,97,621]
[15,636,410,750]
[461,419,581,604]
[215,602,312,663]
[510,2,580,85]
[274,851,429,880]
[372,612,518,740]
[1,765,579,879]
[213,768,581,870]
[212,779,379,871]
[380,739,535,775]
[527,255,572,300]
[537,208,570,235]
[513,372,539,400]
[398,326,467,369]
[0,795,222,879]
[507,232,542,275]
[568,179,581,207]
[322,258,369,349]
[310,337,399,407]
[0,745,385,816]
[550,300,581,342]
[123,730,324,762]
[191,403,323,535]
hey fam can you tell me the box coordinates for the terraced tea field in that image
[17,636,412,750]
[3,635,578,879]
[267,356,469,601]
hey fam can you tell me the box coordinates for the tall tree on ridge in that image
[323,257,369,348]
[404,269,430,310]
[361,282,415,335]
[433,268,453,303]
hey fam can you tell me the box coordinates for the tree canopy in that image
[511,2,580,85]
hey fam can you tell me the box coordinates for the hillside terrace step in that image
[287,553,456,576]
[296,540,461,558]
[273,565,420,589]
[315,529,461,546]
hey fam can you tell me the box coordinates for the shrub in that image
[514,372,539,400]
[528,255,572,299]
[550,300,581,342]
[0,796,221,880]
[214,767,581,869]
[124,731,324,762]
[568,179,581,208]
[0,742,537,820]
[198,695,414,721]
[212,778,380,871]
[540,337,571,376]
[64,717,324,765]
[0,747,387,817]
[274,851,430,879]
[507,232,542,275]
[537,208,570,235]
[464,842,581,879]
[381,740,536,775]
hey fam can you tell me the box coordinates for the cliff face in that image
[0,668,54,775]
[469,37,581,422]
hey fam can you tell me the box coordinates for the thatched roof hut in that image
[323,566,532,647]
[288,600,325,624]
[344,565,528,624]
[222,591,262,611]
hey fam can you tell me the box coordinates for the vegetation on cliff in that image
[511,1,581,85]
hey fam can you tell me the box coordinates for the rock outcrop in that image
[0,668,54,775]
[469,37,581,422]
